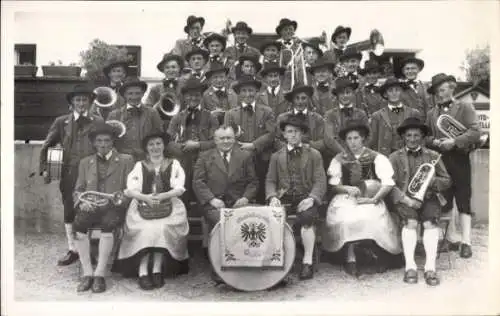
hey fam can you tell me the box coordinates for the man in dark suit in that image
[168,77,219,204]
[39,84,103,266]
[107,78,164,161]
[369,77,420,157]
[224,21,261,67]
[224,75,276,203]
[203,33,232,72]
[260,40,282,64]
[257,62,289,116]
[202,62,238,114]
[171,15,207,59]
[72,122,134,293]
[308,57,336,115]
[357,59,385,117]
[323,25,352,65]
[267,115,327,280]
[185,48,209,81]
[425,73,481,259]
[324,77,368,156]
[400,57,434,120]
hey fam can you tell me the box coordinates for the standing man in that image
[299,41,323,86]
[90,60,128,120]
[107,78,164,161]
[275,18,302,91]
[224,21,260,65]
[308,57,336,115]
[39,84,103,266]
[267,115,327,280]
[203,33,231,70]
[389,117,451,286]
[257,61,289,116]
[72,122,134,293]
[425,73,481,258]
[338,49,362,85]
[171,15,207,59]
[357,59,385,117]
[400,57,433,120]
[369,77,420,157]
[202,62,238,123]
[324,25,352,65]
[185,48,209,81]
[168,77,219,204]
[224,75,276,203]
[324,77,368,156]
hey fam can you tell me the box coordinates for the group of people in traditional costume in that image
[39,15,482,293]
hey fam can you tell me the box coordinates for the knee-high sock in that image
[446,205,461,243]
[139,253,150,277]
[74,232,93,276]
[152,252,163,273]
[423,227,439,272]
[401,227,417,271]
[94,233,114,277]
[301,227,315,265]
[460,213,472,245]
[65,223,76,252]
[346,243,356,263]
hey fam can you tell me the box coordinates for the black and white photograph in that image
[1,1,499,315]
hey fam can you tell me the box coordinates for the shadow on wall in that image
[14,143,491,234]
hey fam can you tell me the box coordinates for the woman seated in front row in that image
[114,133,189,290]
[322,119,403,277]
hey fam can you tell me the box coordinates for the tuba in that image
[154,93,181,120]
[106,120,126,138]
[407,154,442,202]
[76,191,125,209]
[436,114,467,139]
[93,86,118,108]
[279,37,309,91]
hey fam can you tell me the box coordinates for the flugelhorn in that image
[75,191,125,209]
[93,86,118,108]
[106,120,126,138]
[407,154,441,202]
[436,114,467,139]
[346,29,385,57]
[154,93,180,120]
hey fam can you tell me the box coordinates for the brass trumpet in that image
[93,86,118,108]
[76,191,125,209]
[407,154,441,202]
[154,93,181,120]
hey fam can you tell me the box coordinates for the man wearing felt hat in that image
[224,75,276,203]
[275,18,301,53]
[267,114,327,280]
[202,62,238,114]
[298,40,323,86]
[324,77,368,156]
[39,84,104,267]
[308,56,336,115]
[72,122,134,293]
[236,53,262,80]
[424,73,481,259]
[108,78,163,161]
[167,77,219,204]
[257,61,289,115]
[399,57,434,120]
[260,40,282,65]
[185,48,209,82]
[389,117,451,286]
[323,25,352,65]
[357,59,385,116]
[338,48,362,84]
[203,33,232,72]
[224,21,261,66]
[369,77,420,157]
[171,15,207,59]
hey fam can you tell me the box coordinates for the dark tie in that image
[289,146,302,157]
[271,87,277,96]
[193,72,202,79]
[365,84,376,93]
[215,89,226,99]
[407,148,422,157]
[347,73,358,84]
[265,58,279,64]
[317,82,329,93]
[390,106,402,114]
[243,104,254,114]
[210,55,221,63]
[110,82,122,93]
[238,44,246,53]
[97,154,108,163]
[186,107,199,124]
[341,107,353,117]
[223,152,230,169]
[191,37,202,46]
[283,40,292,46]
[127,107,142,117]
[163,79,178,89]
[76,116,90,129]
[407,80,417,89]
[295,110,306,119]
[438,100,453,112]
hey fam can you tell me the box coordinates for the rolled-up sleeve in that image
[374,154,395,186]
[327,158,342,186]
[170,159,186,193]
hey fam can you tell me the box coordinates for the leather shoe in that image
[424,270,440,286]
[403,269,418,284]
[343,262,359,277]
[460,243,473,258]
[91,276,106,293]
[439,240,460,253]
[178,260,189,276]
[77,276,93,292]
[152,273,165,288]
[138,275,155,290]
[299,264,314,280]
[58,251,79,266]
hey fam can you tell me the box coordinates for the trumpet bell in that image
[154,94,180,119]
[93,87,118,108]
[106,120,127,138]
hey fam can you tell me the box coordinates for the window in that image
[15,44,36,65]
[115,45,141,77]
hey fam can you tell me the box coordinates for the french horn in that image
[407,154,442,202]
[106,120,126,138]
[154,93,181,120]
[93,86,118,108]
[75,191,125,210]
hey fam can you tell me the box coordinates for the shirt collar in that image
[98,149,114,161]
[242,101,256,109]
[331,42,345,51]
[73,111,88,120]
[126,103,142,109]
[213,86,226,92]
[293,108,308,115]
[287,143,303,151]
[338,103,353,109]
[187,104,202,111]
[406,146,422,152]
[220,150,231,159]
[267,85,280,94]
[388,102,403,110]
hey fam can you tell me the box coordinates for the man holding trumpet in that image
[425,73,481,259]
[72,122,134,293]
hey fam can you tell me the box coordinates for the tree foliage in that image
[79,39,132,81]
[462,45,490,84]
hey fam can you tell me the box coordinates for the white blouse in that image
[127,159,186,194]
[327,150,395,187]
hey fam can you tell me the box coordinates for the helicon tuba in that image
[154,93,181,120]
[106,120,127,138]
[75,191,125,210]
[407,154,442,202]
[93,86,118,108]
[436,114,467,139]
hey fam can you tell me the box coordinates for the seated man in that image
[72,122,134,293]
[389,117,451,286]
[266,115,327,280]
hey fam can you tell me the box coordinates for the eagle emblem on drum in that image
[241,222,266,247]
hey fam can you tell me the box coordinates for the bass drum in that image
[208,222,296,292]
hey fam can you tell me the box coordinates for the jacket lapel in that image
[255,105,264,126]
[259,90,269,107]
[279,148,288,174]
[300,147,310,171]
[105,150,120,177]
[400,150,410,192]
[211,149,228,175]
[449,100,460,119]
[380,107,392,129]
[228,148,241,178]
[88,155,98,190]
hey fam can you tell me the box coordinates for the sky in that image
[4,0,497,80]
